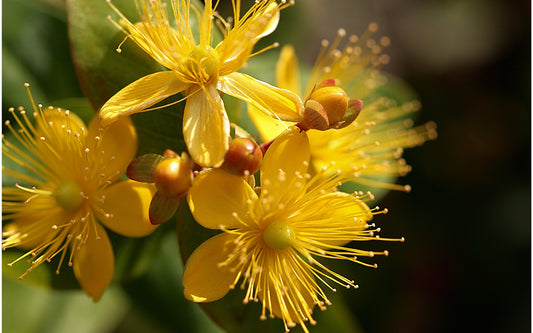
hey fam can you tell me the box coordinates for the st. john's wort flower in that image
[182,126,401,332]
[2,84,157,301]
[101,0,303,167]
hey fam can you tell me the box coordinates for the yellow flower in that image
[249,24,437,192]
[101,0,304,167]
[2,85,157,301]
[183,126,399,332]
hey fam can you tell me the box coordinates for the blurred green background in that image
[3,0,530,332]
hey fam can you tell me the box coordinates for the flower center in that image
[262,219,295,250]
[54,180,84,211]
[187,45,219,79]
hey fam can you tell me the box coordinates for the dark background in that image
[287,0,531,332]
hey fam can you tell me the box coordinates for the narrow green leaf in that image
[149,192,181,225]
[66,0,163,110]
[126,153,164,182]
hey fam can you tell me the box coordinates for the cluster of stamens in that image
[2,84,120,279]
[210,156,403,332]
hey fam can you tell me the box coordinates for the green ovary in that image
[187,45,219,78]
[54,180,84,211]
[262,219,295,250]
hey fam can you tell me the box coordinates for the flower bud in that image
[153,153,193,198]
[314,78,336,90]
[331,99,363,129]
[308,85,349,125]
[222,138,263,176]
[299,99,329,131]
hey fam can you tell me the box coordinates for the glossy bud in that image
[308,85,349,125]
[153,153,193,198]
[222,138,263,176]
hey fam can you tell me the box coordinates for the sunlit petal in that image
[217,2,280,74]
[98,180,158,237]
[219,72,303,122]
[183,85,230,167]
[87,116,137,182]
[247,105,290,143]
[293,192,372,247]
[2,207,66,251]
[183,232,238,302]
[276,45,301,94]
[187,168,257,230]
[99,71,188,126]
[73,223,113,302]
[261,127,310,208]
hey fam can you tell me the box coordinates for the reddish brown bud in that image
[153,153,193,198]
[163,149,179,158]
[222,137,263,176]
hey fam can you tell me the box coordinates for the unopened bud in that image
[308,85,349,125]
[163,149,179,158]
[153,153,193,198]
[299,100,329,131]
[222,138,263,176]
[314,78,336,90]
[331,99,363,129]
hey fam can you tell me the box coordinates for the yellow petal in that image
[200,0,214,46]
[261,127,310,209]
[276,45,301,95]
[187,168,257,230]
[38,108,87,137]
[217,3,280,74]
[99,71,188,126]
[98,180,158,237]
[3,207,68,251]
[247,105,289,143]
[73,223,113,302]
[295,192,372,247]
[183,232,238,302]
[218,72,303,122]
[87,116,137,182]
[183,85,230,167]
[33,108,87,155]
[254,3,280,41]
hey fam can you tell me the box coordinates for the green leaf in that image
[67,0,163,110]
